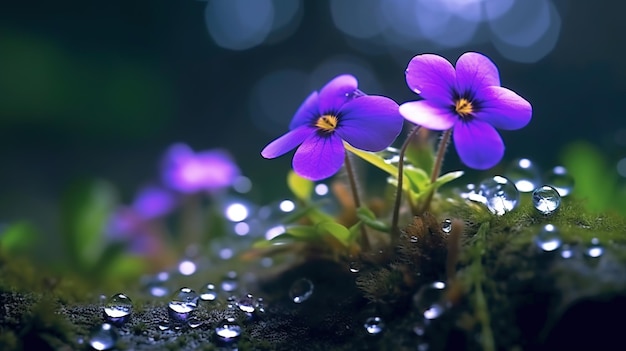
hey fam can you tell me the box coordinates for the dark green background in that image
[1,1,624,227]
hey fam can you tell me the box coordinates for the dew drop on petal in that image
[200,283,218,301]
[505,158,542,193]
[532,185,561,215]
[479,176,519,215]
[103,293,133,325]
[584,238,604,259]
[215,317,242,342]
[545,166,574,197]
[413,281,448,320]
[364,316,384,335]
[534,224,562,252]
[441,219,452,233]
[89,323,118,351]
[289,278,314,303]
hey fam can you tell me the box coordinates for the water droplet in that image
[143,271,170,297]
[215,317,242,343]
[505,158,542,192]
[413,281,448,320]
[200,283,218,301]
[413,318,430,336]
[221,271,239,293]
[534,224,562,252]
[441,219,452,233]
[545,166,574,197]
[255,297,266,314]
[188,317,203,329]
[168,287,199,323]
[237,294,257,314]
[532,185,561,215]
[348,261,361,273]
[364,316,384,335]
[380,146,407,166]
[584,238,604,258]
[409,235,419,243]
[89,323,118,351]
[103,293,132,325]
[157,320,170,331]
[560,244,574,259]
[479,175,519,215]
[289,278,314,303]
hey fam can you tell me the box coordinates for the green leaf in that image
[287,170,313,201]
[403,165,431,192]
[60,179,118,271]
[316,221,351,246]
[404,130,435,176]
[0,221,38,255]
[344,143,413,191]
[356,207,390,232]
[413,170,464,204]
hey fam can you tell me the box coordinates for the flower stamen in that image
[315,115,338,132]
[454,98,473,117]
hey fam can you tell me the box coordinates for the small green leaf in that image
[356,207,390,232]
[403,166,431,192]
[316,221,351,246]
[404,130,435,176]
[344,143,413,191]
[285,225,318,238]
[287,170,314,201]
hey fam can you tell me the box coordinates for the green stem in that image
[420,128,452,213]
[344,152,370,252]
[391,126,421,243]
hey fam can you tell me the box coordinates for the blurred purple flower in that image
[162,143,240,193]
[106,207,163,256]
[261,74,403,180]
[399,52,532,169]
[132,184,177,219]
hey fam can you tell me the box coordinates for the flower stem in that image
[344,152,370,252]
[421,128,452,213]
[391,125,421,243]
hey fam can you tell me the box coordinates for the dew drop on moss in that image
[289,278,314,303]
[221,271,239,293]
[103,293,132,325]
[584,238,604,259]
[348,261,361,273]
[413,281,448,320]
[505,158,542,192]
[534,224,562,252]
[168,287,200,323]
[545,166,574,197]
[89,323,118,351]
[479,175,519,215]
[532,185,561,215]
[199,283,218,301]
[237,293,257,313]
[215,317,242,342]
[188,317,203,329]
[441,219,452,233]
[560,244,574,259]
[364,316,384,335]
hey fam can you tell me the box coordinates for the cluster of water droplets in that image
[533,222,607,268]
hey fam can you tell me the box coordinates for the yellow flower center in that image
[315,115,338,132]
[454,98,473,117]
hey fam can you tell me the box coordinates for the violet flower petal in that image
[289,91,320,130]
[474,86,532,130]
[261,125,314,159]
[455,52,501,95]
[318,74,359,114]
[292,133,345,180]
[336,96,403,151]
[453,120,504,170]
[399,100,457,130]
[405,54,456,104]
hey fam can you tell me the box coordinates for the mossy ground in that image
[1,194,625,351]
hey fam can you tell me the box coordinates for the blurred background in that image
[1,0,625,231]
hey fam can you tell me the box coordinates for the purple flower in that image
[162,143,240,193]
[261,74,404,180]
[132,184,177,219]
[399,52,532,170]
